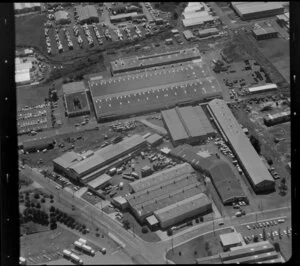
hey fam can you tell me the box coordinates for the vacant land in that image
[166,228,232,264]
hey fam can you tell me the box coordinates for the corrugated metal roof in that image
[54,10,69,21]
[154,193,210,223]
[87,174,111,189]
[62,81,86,95]
[110,12,138,20]
[183,30,194,39]
[183,15,215,27]
[76,5,98,22]
[233,2,284,16]
[53,151,82,169]
[248,83,277,92]
[253,27,277,36]
[220,232,242,246]
[208,99,274,188]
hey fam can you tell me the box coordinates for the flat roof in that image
[62,81,86,95]
[111,47,201,73]
[223,251,278,264]
[54,10,69,21]
[75,5,98,21]
[129,163,194,192]
[208,99,274,188]
[199,27,219,35]
[53,151,83,169]
[232,2,284,16]
[248,83,277,92]
[146,215,159,226]
[69,135,146,176]
[253,27,278,36]
[154,193,210,223]
[110,12,138,20]
[220,232,243,246]
[162,109,189,142]
[87,174,111,189]
[183,11,210,20]
[183,30,195,39]
[146,133,163,144]
[183,16,216,27]
[16,71,30,83]
[14,3,41,10]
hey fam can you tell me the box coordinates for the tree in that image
[50,206,55,212]
[122,219,130,230]
[200,217,204,222]
[281,177,286,185]
[179,251,182,256]
[142,227,149,234]
[50,195,54,200]
[173,11,178,20]
[250,135,261,154]
[50,199,54,203]
[204,242,210,252]
[34,193,40,199]
[274,242,280,252]
[262,228,267,241]
[253,235,259,242]
[195,218,200,224]
[50,222,57,230]
[41,198,46,203]
[36,203,41,209]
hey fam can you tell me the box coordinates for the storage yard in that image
[15,2,291,265]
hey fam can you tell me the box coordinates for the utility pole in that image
[171,236,174,254]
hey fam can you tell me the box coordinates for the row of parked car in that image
[246,219,285,230]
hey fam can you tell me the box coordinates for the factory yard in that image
[15,2,291,265]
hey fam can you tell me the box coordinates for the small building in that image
[165,38,173,45]
[171,29,179,35]
[182,15,216,28]
[183,30,195,41]
[75,5,99,24]
[219,231,243,251]
[252,27,278,40]
[146,133,163,147]
[264,110,290,126]
[112,196,129,210]
[198,27,219,38]
[54,10,70,25]
[276,14,289,26]
[110,12,139,23]
[146,215,159,230]
[14,3,41,14]
[141,165,153,178]
[87,174,111,189]
[23,137,55,153]
[248,83,277,94]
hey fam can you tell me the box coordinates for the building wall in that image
[253,31,278,40]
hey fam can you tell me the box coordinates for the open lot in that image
[166,227,232,264]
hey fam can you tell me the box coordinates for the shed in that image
[146,215,159,228]
[183,30,195,40]
[146,133,163,147]
[112,196,129,210]
[219,232,243,251]
[87,174,111,189]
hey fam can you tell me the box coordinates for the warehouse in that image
[153,193,211,229]
[126,168,206,222]
[89,62,222,121]
[162,106,216,146]
[110,12,141,23]
[231,2,284,20]
[183,30,195,41]
[87,174,111,190]
[110,47,201,75]
[219,232,243,251]
[53,151,83,177]
[183,10,210,20]
[75,5,99,24]
[67,135,146,181]
[54,10,70,25]
[112,196,129,210]
[198,27,219,38]
[23,137,55,153]
[15,58,32,85]
[207,99,275,193]
[129,163,194,192]
[264,110,290,126]
[145,133,163,147]
[248,83,277,94]
[14,3,41,14]
[183,15,216,28]
[252,27,278,40]
[170,145,248,205]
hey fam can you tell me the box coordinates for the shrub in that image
[34,193,40,199]
[50,195,54,199]
[142,227,149,234]
[195,218,200,224]
[41,198,46,203]
[50,206,55,212]
[50,199,54,203]
[50,222,57,230]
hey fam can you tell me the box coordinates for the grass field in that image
[16,14,46,51]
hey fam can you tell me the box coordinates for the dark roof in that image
[23,137,54,151]
[62,81,86,95]
[75,5,98,22]
[253,26,277,36]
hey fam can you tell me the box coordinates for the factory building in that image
[89,62,222,121]
[198,27,219,38]
[126,163,208,223]
[248,83,277,94]
[145,133,163,147]
[219,232,243,251]
[110,47,201,75]
[264,110,290,126]
[14,3,41,14]
[196,241,283,264]
[183,16,217,28]
[207,99,275,193]
[54,10,70,25]
[75,5,99,24]
[62,82,91,117]
[252,27,278,40]
[110,12,144,23]
[87,174,111,190]
[154,193,212,229]
[23,137,55,153]
[183,30,195,41]
[170,145,248,205]
[15,58,32,85]
[53,151,83,177]
[162,106,216,146]
[231,2,284,20]
[53,135,147,182]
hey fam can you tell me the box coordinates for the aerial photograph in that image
[16,2,291,265]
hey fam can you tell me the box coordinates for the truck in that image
[122,174,135,181]
[70,253,83,265]
[78,238,87,245]
[119,182,124,190]
[74,241,83,249]
[131,172,139,179]
[82,244,95,255]
[63,249,72,258]
[109,167,117,176]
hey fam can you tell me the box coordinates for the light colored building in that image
[112,196,129,210]
[75,5,99,24]
[253,27,278,40]
[183,10,210,20]
[248,83,277,94]
[183,30,195,40]
[14,3,41,14]
[54,10,70,25]
[87,174,111,190]
[153,193,211,229]
[264,110,290,126]
[145,133,163,147]
[207,99,275,192]
[198,27,219,38]
[219,232,243,251]
[183,15,216,27]
[15,58,32,85]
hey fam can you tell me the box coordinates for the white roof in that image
[183,11,210,19]
[248,83,277,92]
[187,2,202,7]
[16,71,30,83]
[184,5,203,13]
[16,62,32,71]
[220,232,243,247]
[183,16,215,27]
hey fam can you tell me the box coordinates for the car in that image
[259,233,263,239]
[266,221,270,227]
[218,222,224,226]
[259,223,263,228]
[262,222,266,227]
[273,220,278,225]
[267,232,271,238]
[246,225,251,230]
[283,230,287,235]
[278,219,285,223]
[252,224,256,229]
[269,221,274,226]
[274,231,279,236]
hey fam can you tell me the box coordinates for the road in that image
[22,165,291,264]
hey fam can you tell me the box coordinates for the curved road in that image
[22,165,291,264]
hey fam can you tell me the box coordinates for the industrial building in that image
[110,12,144,23]
[219,232,243,251]
[198,27,219,38]
[110,47,201,75]
[207,99,275,193]
[14,3,41,14]
[231,2,284,20]
[145,133,163,147]
[87,174,111,190]
[252,26,278,40]
[183,30,195,41]
[264,110,290,126]
[54,10,70,25]
[141,165,153,178]
[15,58,32,85]
[23,137,55,153]
[183,10,209,20]
[89,62,222,121]
[126,163,208,224]
[53,134,147,182]
[170,145,248,205]
[112,196,129,210]
[162,106,216,146]
[153,193,211,229]
[196,241,283,264]
[75,5,99,24]
[183,16,216,28]
[248,83,277,94]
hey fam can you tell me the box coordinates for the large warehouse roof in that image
[248,83,277,93]
[129,163,194,192]
[154,193,210,223]
[208,99,274,190]
[68,134,146,176]
[183,10,210,20]
[62,81,86,95]
[87,174,111,189]
[14,3,41,10]
[183,15,216,27]
[253,27,278,36]
[54,10,69,22]
[232,2,284,16]
[111,47,201,74]
[53,151,83,169]
[76,5,98,22]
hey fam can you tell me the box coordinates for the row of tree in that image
[20,207,49,226]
